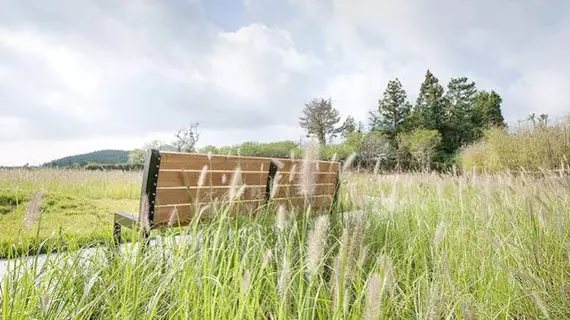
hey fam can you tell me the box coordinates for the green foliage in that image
[200,141,301,159]
[411,69,446,132]
[460,117,570,173]
[397,129,442,170]
[340,115,357,138]
[369,78,411,140]
[43,150,129,168]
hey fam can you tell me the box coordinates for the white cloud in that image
[1,0,569,165]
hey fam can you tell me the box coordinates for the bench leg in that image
[113,222,121,249]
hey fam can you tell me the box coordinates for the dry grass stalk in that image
[365,274,382,320]
[299,138,319,197]
[342,152,357,172]
[168,206,179,227]
[23,191,44,228]
[241,269,251,296]
[197,165,208,188]
[271,173,282,199]
[306,215,329,279]
[276,205,287,232]
[139,193,151,232]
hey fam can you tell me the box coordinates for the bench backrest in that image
[139,149,341,228]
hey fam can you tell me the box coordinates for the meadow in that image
[0,169,140,258]
[1,165,570,319]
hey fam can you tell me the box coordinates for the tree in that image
[299,97,342,145]
[443,77,478,153]
[369,78,411,141]
[128,140,169,165]
[359,131,394,162]
[340,116,357,138]
[397,129,442,171]
[472,90,506,140]
[173,122,200,152]
[413,70,446,131]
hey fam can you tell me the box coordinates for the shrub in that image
[459,116,570,173]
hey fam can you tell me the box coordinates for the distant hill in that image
[43,150,130,168]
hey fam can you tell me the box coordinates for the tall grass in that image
[2,169,569,318]
[460,116,570,174]
[0,169,140,258]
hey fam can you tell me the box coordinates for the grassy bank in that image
[2,171,570,318]
[0,169,140,258]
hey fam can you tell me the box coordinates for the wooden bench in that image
[113,149,341,246]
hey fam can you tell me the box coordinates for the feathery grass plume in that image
[139,193,151,232]
[531,292,548,318]
[306,215,330,279]
[197,165,208,188]
[289,164,297,183]
[433,220,446,246]
[278,253,290,305]
[241,269,251,296]
[276,205,287,232]
[221,174,227,184]
[373,158,381,175]
[40,291,51,313]
[23,191,44,228]
[168,206,179,227]
[332,228,350,315]
[207,151,212,160]
[262,249,272,269]
[270,173,282,199]
[299,138,319,197]
[365,274,382,320]
[228,166,242,201]
[342,152,357,172]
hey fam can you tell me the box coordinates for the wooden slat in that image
[269,183,337,198]
[152,193,334,226]
[269,195,334,211]
[153,199,263,226]
[272,158,340,173]
[156,185,267,206]
[157,170,268,188]
[274,171,338,185]
[159,152,272,171]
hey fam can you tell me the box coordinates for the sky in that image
[1,0,569,166]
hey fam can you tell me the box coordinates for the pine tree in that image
[413,70,446,131]
[370,78,411,141]
[443,77,477,153]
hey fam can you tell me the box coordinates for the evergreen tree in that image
[369,78,411,141]
[472,90,506,140]
[443,77,477,153]
[414,70,446,131]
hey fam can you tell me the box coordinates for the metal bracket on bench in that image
[113,149,161,249]
[141,148,161,227]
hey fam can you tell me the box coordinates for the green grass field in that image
[0,169,141,258]
[2,168,570,318]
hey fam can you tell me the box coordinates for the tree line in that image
[125,69,509,172]
[298,70,506,169]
